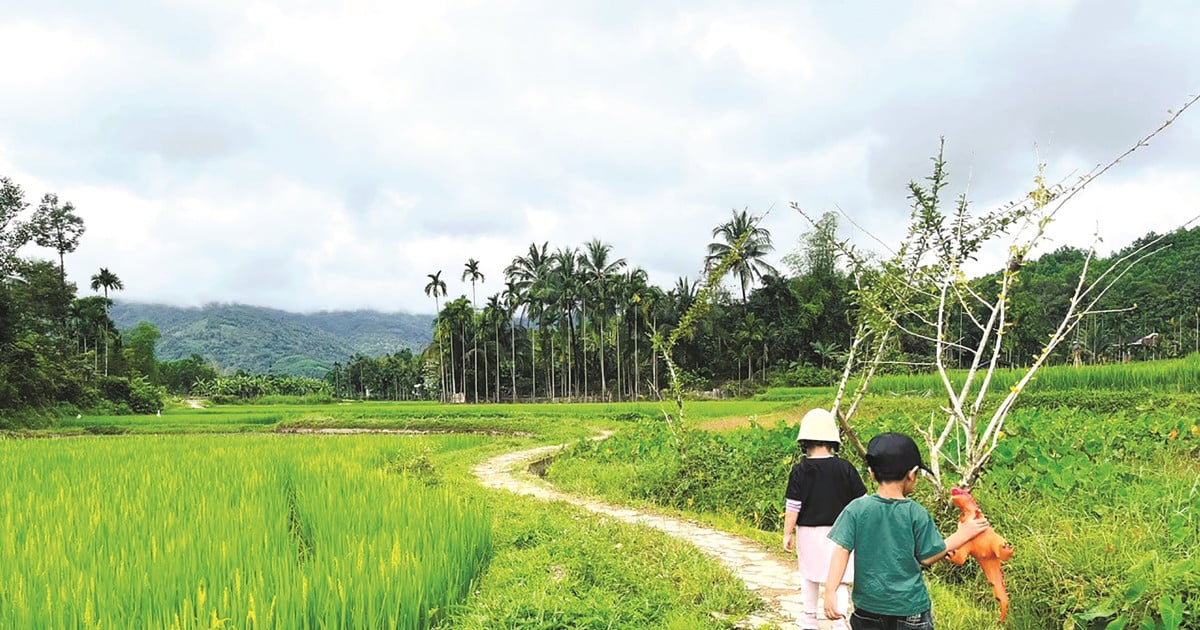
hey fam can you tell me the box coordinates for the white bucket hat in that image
[796,408,841,444]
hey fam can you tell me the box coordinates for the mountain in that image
[109,302,433,378]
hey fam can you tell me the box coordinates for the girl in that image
[783,408,866,629]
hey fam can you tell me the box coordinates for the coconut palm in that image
[706,208,778,303]
[89,267,123,376]
[548,247,580,398]
[462,258,485,403]
[424,271,448,402]
[506,242,549,399]
[580,239,626,399]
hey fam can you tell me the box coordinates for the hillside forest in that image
[3,170,1199,424]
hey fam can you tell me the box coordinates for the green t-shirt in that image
[827,494,946,616]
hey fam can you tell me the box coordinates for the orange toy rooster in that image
[946,487,1015,622]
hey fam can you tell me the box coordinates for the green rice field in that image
[0,434,491,628]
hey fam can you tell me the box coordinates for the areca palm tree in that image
[462,258,485,403]
[706,208,778,303]
[424,271,447,402]
[501,279,521,402]
[89,267,123,376]
[580,239,626,400]
[484,293,504,402]
[615,267,648,400]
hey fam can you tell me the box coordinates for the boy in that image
[823,432,989,629]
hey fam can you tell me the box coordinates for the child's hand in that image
[956,515,990,540]
[783,531,794,552]
[824,592,842,620]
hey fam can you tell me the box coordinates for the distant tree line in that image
[5,166,1196,417]
[411,209,1200,404]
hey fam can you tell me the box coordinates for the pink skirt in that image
[795,525,854,583]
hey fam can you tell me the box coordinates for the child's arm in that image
[919,514,989,567]
[823,545,851,620]
[782,509,799,551]
[782,466,804,551]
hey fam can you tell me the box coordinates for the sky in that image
[1,0,1197,314]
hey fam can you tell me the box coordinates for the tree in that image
[424,271,448,402]
[484,293,505,402]
[706,208,778,303]
[803,97,1199,492]
[123,322,161,383]
[501,279,521,402]
[29,193,85,290]
[0,177,30,278]
[580,239,626,399]
[506,242,550,399]
[782,211,839,278]
[462,258,485,403]
[90,267,124,376]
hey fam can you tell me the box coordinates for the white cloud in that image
[0,1,1197,314]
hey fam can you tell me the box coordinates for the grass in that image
[2,402,783,629]
[10,386,1197,628]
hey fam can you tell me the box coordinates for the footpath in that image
[472,440,840,629]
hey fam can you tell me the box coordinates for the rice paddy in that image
[0,434,491,628]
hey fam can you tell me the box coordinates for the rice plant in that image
[0,434,490,628]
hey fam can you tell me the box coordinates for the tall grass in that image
[862,353,1200,396]
[0,434,490,628]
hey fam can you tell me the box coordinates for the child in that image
[823,432,989,630]
[783,408,867,629]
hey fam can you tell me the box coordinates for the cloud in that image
[0,0,1196,314]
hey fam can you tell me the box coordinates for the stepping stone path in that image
[473,438,842,629]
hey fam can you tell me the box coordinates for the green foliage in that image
[552,395,1200,628]
[445,487,758,629]
[191,372,332,400]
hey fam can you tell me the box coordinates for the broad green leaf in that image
[1124,578,1149,603]
[1105,616,1129,630]
[1158,593,1183,630]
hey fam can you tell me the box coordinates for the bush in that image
[128,377,165,414]
[91,376,165,415]
[769,365,837,388]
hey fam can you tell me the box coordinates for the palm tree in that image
[616,267,648,400]
[505,242,549,399]
[424,271,447,402]
[443,297,473,400]
[90,267,123,376]
[548,247,580,398]
[706,208,778,303]
[580,239,626,400]
[502,279,521,402]
[485,293,504,402]
[462,258,485,403]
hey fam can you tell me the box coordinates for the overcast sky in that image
[2,1,1197,314]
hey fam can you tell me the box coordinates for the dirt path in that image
[473,438,840,629]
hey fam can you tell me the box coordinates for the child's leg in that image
[797,578,820,629]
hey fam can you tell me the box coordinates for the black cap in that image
[865,432,931,476]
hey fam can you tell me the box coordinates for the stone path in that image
[472,438,843,629]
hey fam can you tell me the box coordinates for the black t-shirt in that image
[784,456,867,526]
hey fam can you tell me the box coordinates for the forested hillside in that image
[109,303,432,378]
